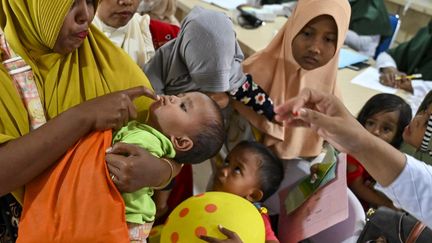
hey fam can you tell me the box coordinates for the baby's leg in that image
[127,222,154,243]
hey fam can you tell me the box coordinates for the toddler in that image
[401,90,432,164]
[347,93,411,210]
[201,141,283,243]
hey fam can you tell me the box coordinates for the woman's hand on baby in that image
[106,142,163,192]
[73,86,157,131]
[200,225,243,243]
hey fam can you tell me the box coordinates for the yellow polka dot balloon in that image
[160,192,265,243]
[148,224,163,243]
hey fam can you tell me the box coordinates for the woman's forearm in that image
[0,106,92,195]
[350,131,406,187]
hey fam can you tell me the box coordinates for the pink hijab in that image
[234,0,351,159]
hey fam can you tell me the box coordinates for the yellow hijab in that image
[234,0,350,159]
[0,0,153,201]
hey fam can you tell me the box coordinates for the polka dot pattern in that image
[205,204,217,213]
[179,208,189,218]
[171,232,179,243]
[160,192,264,242]
[195,226,207,237]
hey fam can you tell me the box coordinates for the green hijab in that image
[387,21,432,80]
[400,90,432,164]
[349,0,392,36]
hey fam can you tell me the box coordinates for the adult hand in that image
[274,88,366,155]
[396,78,413,93]
[74,86,157,131]
[200,225,243,243]
[379,67,406,88]
[105,142,165,192]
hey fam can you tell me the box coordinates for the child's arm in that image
[230,74,275,121]
[349,176,396,209]
[153,187,172,219]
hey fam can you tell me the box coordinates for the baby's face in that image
[403,104,432,149]
[147,92,216,138]
[291,15,338,70]
[212,146,261,201]
[96,0,140,28]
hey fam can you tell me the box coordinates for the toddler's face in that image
[291,15,338,70]
[97,0,140,28]
[147,92,216,138]
[364,111,399,144]
[212,146,261,202]
[403,104,432,149]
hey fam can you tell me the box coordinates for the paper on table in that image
[408,80,432,115]
[278,152,348,243]
[350,67,397,94]
[338,48,368,69]
[202,0,247,10]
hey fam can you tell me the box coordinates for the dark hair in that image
[235,141,284,201]
[416,90,432,115]
[174,97,225,164]
[357,93,411,148]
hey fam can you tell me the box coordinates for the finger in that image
[106,162,120,176]
[124,86,157,101]
[108,142,140,157]
[283,118,311,127]
[218,225,238,238]
[274,88,313,116]
[389,73,397,87]
[125,95,138,120]
[297,108,334,131]
[199,235,220,243]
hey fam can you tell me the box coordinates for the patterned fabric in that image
[230,74,275,121]
[127,222,154,242]
[0,31,46,130]
[0,31,46,243]
[420,115,432,155]
[0,194,21,243]
[149,19,179,50]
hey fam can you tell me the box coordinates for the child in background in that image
[377,21,432,93]
[113,91,225,242]
[200,141,283,243]
[347,93,411,210]
[93,0,180,68]
[401,90,432,165]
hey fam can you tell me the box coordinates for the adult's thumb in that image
[108,142,140,157]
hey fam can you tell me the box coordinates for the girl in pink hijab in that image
[235,0,350,160]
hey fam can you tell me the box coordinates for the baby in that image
[113,91,225,242]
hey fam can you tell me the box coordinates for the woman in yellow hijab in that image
[0,0,173,241]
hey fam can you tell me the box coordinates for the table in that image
[176,0,286,57]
